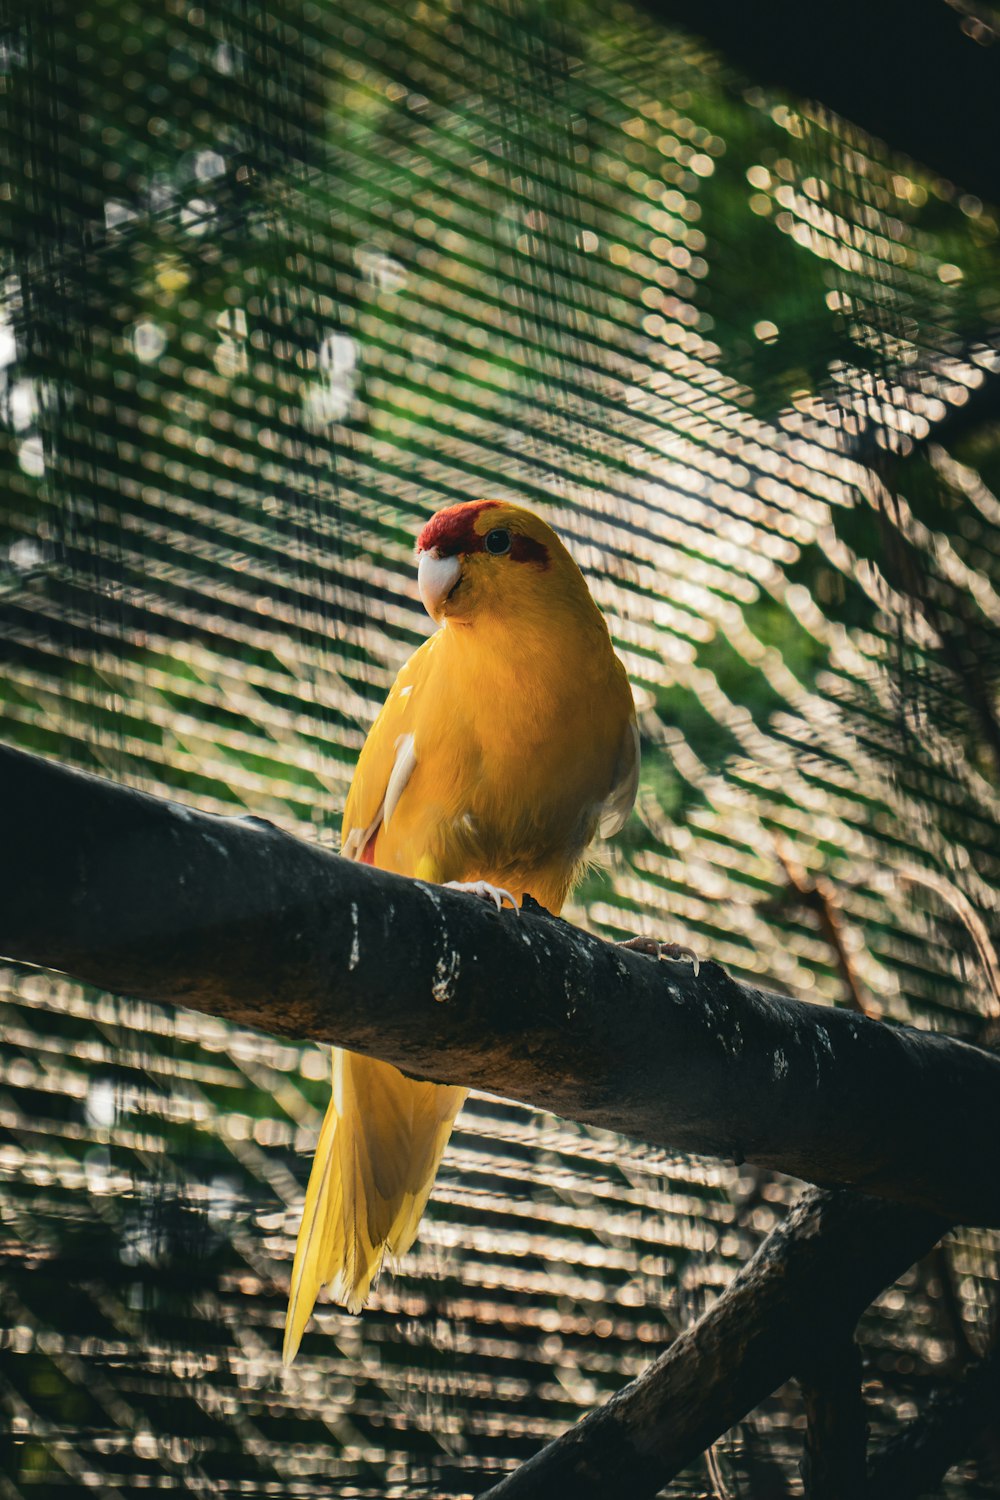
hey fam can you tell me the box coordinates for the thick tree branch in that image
[477,1189,946,1500]
[3,743,1000,1225]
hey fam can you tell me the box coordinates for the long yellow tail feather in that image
[282,1048,465,1363]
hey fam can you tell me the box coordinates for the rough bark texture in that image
[477,1190,946,1499]
[3,743,1000,1226]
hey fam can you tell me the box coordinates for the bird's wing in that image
[340,643,428,859]
[598,713,640,838]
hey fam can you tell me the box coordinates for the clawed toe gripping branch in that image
[3,743,1000,1495]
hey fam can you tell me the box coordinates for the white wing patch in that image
[383,733,416,829]
[341,732,418,859]
[598,717,640,839]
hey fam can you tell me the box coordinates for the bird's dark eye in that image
[484,527,512,555]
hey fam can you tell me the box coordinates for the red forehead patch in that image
[417,499,550,568]
[417,500,500,555]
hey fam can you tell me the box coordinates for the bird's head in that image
[416,499,575,626]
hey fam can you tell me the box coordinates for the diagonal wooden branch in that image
[3,742,1000,1225]
[477,1189,947,1500]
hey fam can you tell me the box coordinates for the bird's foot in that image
[618,935,700,977]
[444,879,519,913]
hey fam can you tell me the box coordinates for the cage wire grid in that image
[1,0,1000,1494]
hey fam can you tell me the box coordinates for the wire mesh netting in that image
[1,0,1000,1494]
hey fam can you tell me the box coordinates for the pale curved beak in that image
[418,547,462,621]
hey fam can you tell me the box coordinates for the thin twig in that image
[774,836,875,1017]
[896,863,1000,1034]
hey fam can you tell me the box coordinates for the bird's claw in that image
[444,879,519,913]
[618,935,700,977]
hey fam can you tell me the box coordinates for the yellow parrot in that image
[282,499,639,1362]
